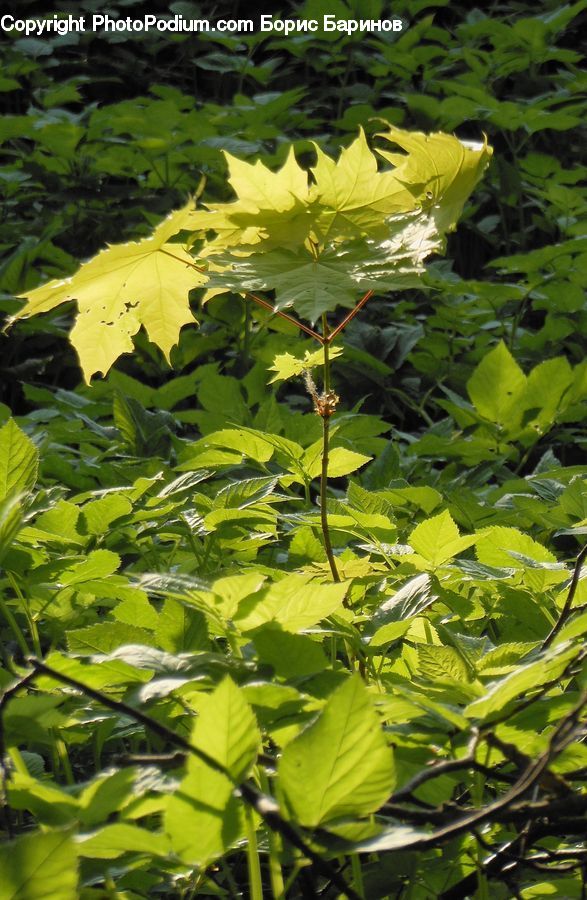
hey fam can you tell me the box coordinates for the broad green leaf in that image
[165,764,241,867]
[7,773,78,827]
[409,510,477,567]
[0,419,38,501]
[0,494,22,563]
[465,644,580,721]
[211,571,267,620]
[467,341,527,426]
[207,234,431,324]
[76,824,170,859]
[12,201,206,381]
[191,677,260,782]
[303,444,372,479]
[279,675,395,826]
[476,526,557,569]
[195,147,313,255]
[155,599,209,653]
[59,549,120,585]
[67,623,157,654]
[417,644,471,683]
[252,627,328,677]
[79,494,132,535]
[165,678,259,864]
[214,475,279,509]
[0,830,78,900]
[234,574,348,632]
[19,500,83,546]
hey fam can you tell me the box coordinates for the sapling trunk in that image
[320,315,340,582]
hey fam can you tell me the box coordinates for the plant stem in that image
[320,314,340,583]
[0,594,30,658]
[245,803,264,900]
[351,853,365,899]
[260,770,285,899]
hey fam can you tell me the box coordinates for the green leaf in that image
[303,444,372,480]
[155,599,209,653]
[409,510,477,566]
[79,494,132,535]
[0,830,78,900]
[67,623,156,655]
[59,550,120,585]
[12,202,206,381]
[234,574,348,632]
[165,678,259,865]
[0,419,38,501]
[417,644,471,683]
[309,128,417,241]
[252,627,328,677]
[76,824,170,860]
[269,345,344,383]
[465,645,580,721]
[279,675,395,826]
[476,526,557,569]
[467,341,527,426]
[376,127,493,235]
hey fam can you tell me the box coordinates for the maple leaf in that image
[309,128,418,243]
[207,217,437,324]
[376,126,493,235]
[191,148,315,256]
[10,201,206,382]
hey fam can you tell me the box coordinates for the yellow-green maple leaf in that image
[376,127,493,234]
[11,201,206,382]
[309,128,417,242]
[194,148,314,256]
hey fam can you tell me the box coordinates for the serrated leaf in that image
[303,444,372,479]
[233,574,348,633]
[0,419,38,501]
[80,495,132,535]
[409,510,477,567]
[417,644,470,683]
[59,550,120,585]
[269,345,344,383]
[309,128,417,241]
[67,624,156,655]
[476,526,557,569]
[164,678,259,865]
[279,675,395,826]
[12,202,206,381]
[466,645,580,721]
[252,627,328,677]
[0,830,78,900]
[207,230,432,324]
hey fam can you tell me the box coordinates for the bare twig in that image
[246,293,324,343]
[326,290,374,343]
[542,544,587,650]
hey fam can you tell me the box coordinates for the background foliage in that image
[0,1,586,898]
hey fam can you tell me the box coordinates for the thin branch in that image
[246,293,324,343]
[326,290,374,344]
[382,688,587,853]
[542,544,587,650]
